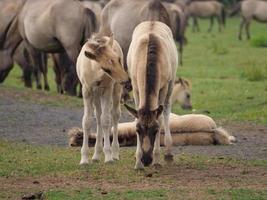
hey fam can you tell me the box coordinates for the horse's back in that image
[242,0,267,21]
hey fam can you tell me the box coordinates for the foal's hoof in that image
[79,160,89,165]
[164,154,174,163]
[44,85,50,91]
[37,85,42,90]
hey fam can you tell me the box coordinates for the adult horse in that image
[230,0,267,40]
[187,0,226,32]
[125,21,178,169]
[0,0,97,95]
[100,0,171,71]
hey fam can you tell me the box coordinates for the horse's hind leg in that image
[238,18,245,40]
[101,86,113,163]
[111,83,122,160]
[92,94,103,162]
[41,53,50,91]
[208,17,214,32]
[245,21,251,40]
[216,15,222,32]
[80,87,94,165]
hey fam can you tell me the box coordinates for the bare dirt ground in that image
[0,89,266,160]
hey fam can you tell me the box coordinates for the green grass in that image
[251,36,267,48]
[0,139,266,199]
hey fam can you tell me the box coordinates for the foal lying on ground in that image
[76,34,128,165]
[68,113,236,147]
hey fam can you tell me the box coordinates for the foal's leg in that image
[208,17,214,32]
[80,88,94,165]
[162,82,174,162]
[101,87,113,163]
[111,83,122,160]
[92,94,103,162]
[238,18,245,40]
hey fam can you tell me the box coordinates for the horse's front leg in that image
[101,87,113,163]
[111,83,122,160]
[208,16,214,32]
[80,89,94,165]
[238,18,245,40]
[162,82,174,163]
[92,94,103,162]
[135,134,144,170]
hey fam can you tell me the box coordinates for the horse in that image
[76,34,129,165]
[100,0,185,67]
[68,113,236,147]
[125,21,178,169]
[170,77,192,109]
[0,0,97,96]
[230,0,267,40]
[187,0,226,32]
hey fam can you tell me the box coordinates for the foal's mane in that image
[144,33,159,111]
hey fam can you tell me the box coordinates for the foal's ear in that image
[156,105,164,119]
[124,104,138,118]
[84,51,96,60]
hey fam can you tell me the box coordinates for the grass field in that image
[1,18,267,199]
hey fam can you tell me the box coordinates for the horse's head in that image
[124,104,163,166]
[84,34,129,84]
[173,78,192,110]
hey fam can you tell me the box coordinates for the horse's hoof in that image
[37,85,42,90]
[44,85,50,91]
[134,163,144,170]
[105,159,114,164]
[92,158,100,163]
[79,160,89,165]
[164,154,174,163]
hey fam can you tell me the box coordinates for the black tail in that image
[221,7,226,27]
[147,0,171,27]
[82,8,98,45]
[229,2,241,17]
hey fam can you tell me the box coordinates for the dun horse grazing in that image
[170,77,192,109]
[230,0,267,40]
[125,21,178,169]
[0,0,97,95]
[188,0,226,32]
[77,34,128,165]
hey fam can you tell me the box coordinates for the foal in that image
[76,34,128,164]
[125,21,178,169]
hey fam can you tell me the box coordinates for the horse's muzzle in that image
[141,153,153,166]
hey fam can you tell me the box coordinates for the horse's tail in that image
[213,127,236,145]
[147,0,171,27]
[221,6,226,27]
[82,8,98,44]
[229,2,241,17]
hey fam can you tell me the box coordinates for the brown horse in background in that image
[230,0,267,40]
[188,0,226,32]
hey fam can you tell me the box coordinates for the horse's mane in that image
[144,33,159,110]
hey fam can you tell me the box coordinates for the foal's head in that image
[173,78,192,110]
[125,104,163,166]
[84,34,129,83]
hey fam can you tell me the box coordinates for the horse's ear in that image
[156,105,163,119]
[87,42,99,51]
[84,51,96,60]
[124,104,138,118]
[109,33,114,47]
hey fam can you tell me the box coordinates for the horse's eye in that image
[186,93,190,99]
[118,58,122,65]
[102,68,112,75]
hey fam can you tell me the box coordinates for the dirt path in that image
[0,91,266,160]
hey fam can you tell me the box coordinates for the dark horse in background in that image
[0,0,97,95]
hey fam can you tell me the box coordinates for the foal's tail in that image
[229,2,241,17]
[213,127,236,145]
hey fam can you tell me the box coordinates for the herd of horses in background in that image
[0,0,266,168]
[0,0,266,98]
